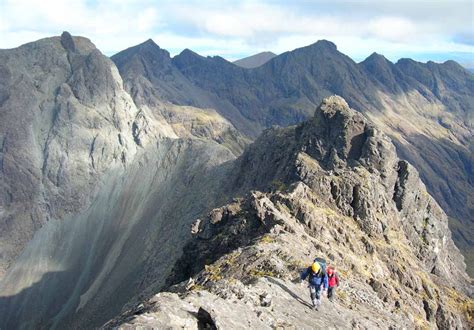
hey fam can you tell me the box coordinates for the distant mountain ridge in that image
[233,51,277,68]
[113,40,474,274]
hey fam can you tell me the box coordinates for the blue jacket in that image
[301,267,328,289]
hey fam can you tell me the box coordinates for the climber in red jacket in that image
[326,266,339,301]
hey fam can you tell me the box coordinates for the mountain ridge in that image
[111,36,473,273]
[108,96,471,329]
[0,33,472,329]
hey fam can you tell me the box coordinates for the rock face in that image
[0,32,145,277]
[109,96,472,329]
[233,51,277,69]
[113,40,474,274]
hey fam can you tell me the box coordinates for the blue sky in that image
[0,0,473,67]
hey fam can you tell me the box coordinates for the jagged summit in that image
[172,48,237,70]
[276,39,342,62]
[359,52,402,92]
[171,48,208,69]
[362,52,392,65]
[142,38,159,47]
[133,38,165,54]
[307,39,338,51]
[175,48,202,59]
[111,38,170,71]
[130,38,161,50]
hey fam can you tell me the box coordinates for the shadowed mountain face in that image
[113,40,474,274]
[233,51,277,69]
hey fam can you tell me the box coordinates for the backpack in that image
[314,257,327,275]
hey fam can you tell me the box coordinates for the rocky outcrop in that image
[110,96,472,329]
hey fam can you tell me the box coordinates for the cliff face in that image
[109,97,471,329]
[0,32,146,277]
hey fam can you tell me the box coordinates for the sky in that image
[0,0,473,67]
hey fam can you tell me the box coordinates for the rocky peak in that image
[363,52,390,64]
[141,38,159,48]
[60,31,76,52]
[307,39,338,52]
[0,33,143,278]
[133,38,170,59]
[172,49,241,75]
[360,52,394,73]
[172,48,204,68]
[110,96,471,329]
[234,97,468,282]
[440,59,470,72]
[278,39,344,67]
[394,58,434,86]
[234,96,390,190]
[359,53,404,92]
[302,95,376,164]
[111,38,171,76]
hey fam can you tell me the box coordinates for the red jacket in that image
[328,273,339,288]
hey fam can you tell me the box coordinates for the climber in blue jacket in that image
[301,261,328,310]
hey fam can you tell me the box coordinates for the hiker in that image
[300,260,328,310]
[327,266,339,301]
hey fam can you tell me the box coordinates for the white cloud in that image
[0,0,472,66]
[0,0,162,53]
[367,17,419,42]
